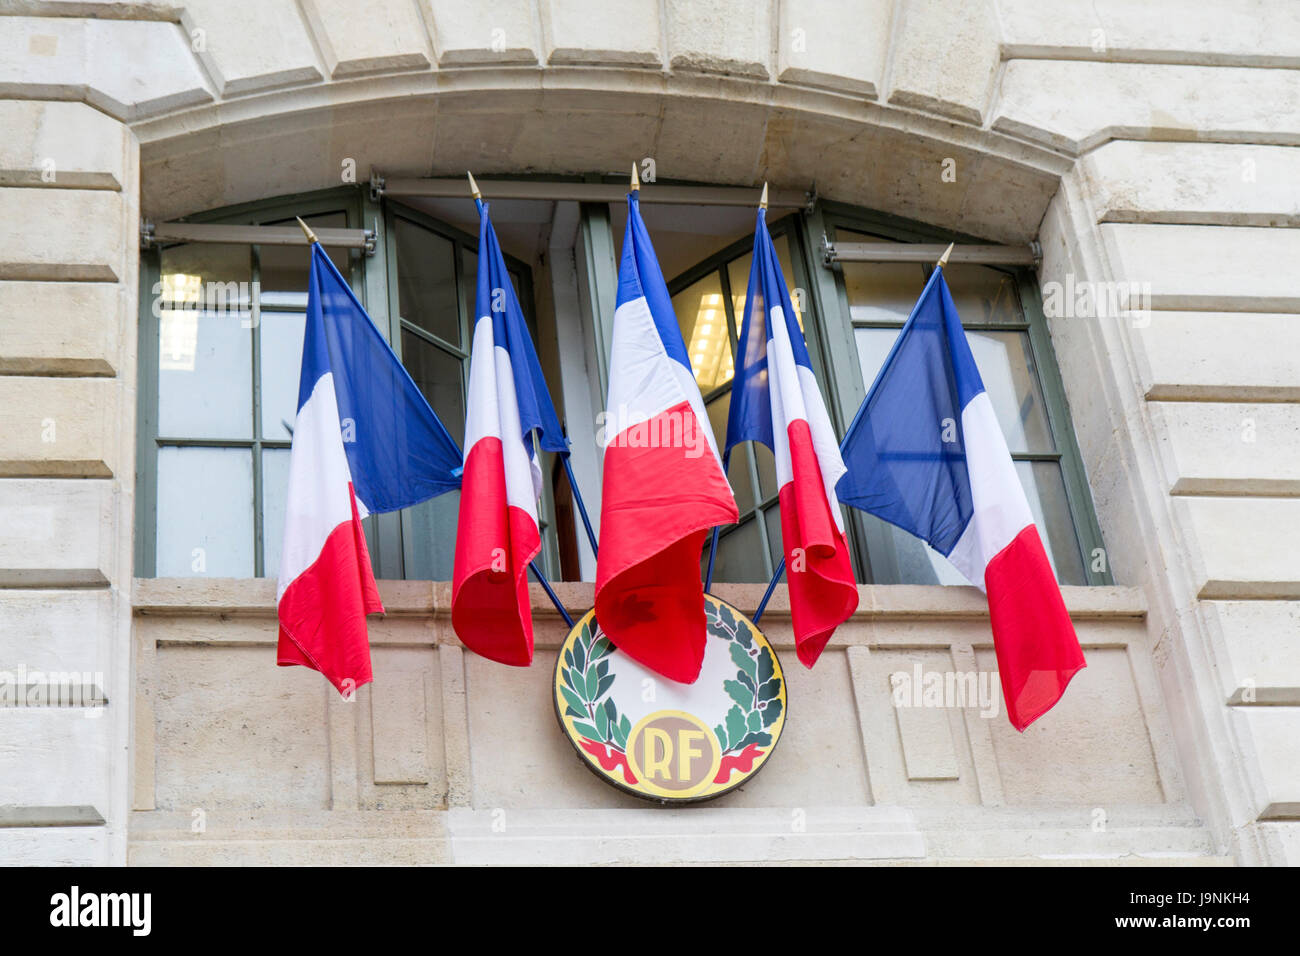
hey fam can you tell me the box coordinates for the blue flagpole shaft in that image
[561,455,599,558]
[703,450,729,593]
[704,525,721,592]
[529,560,574,629]
[753,557,786,625]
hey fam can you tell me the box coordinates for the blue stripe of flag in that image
[300,243,463,512]
[835,268,984,556]
[723,208,814,457]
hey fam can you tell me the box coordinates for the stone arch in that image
[137,73,1066,244]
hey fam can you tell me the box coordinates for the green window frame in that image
[136,186,560,582]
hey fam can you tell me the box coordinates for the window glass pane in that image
[394,217,461,346]
[754,442,777,501]
[838,230,926,324]
[259,311,305,441]
[461,249,478,334]
[728,252,752,326]
[157,241,253,440]
[159,241,252,313]
[763,504,783,571]
[877,519,970,586]
[404,491,460,581]
[1015,459,1086,585]
[705,392,753,514]
[855,327,1052,456]
[709,517,767,583]
[261,447,291,576]
[402,330,466,447]
[671,272,733,392]
[942,264,1024,325]
[853,326,900,394]
[728,445,757,515]
[966,330,1053,454]
[156,446,254,577]
[258,213,350,291]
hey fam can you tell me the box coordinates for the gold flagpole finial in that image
[936,242,954,270]
[296,216,319,245]
[759,182,769,210]
[467,170,482,200]
[631,162,640,191]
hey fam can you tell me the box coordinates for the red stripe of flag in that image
[780,419,859,668]
[452,436,541,667]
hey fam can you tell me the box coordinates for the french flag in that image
[278,239,462,695]
[452,198,568,667]
[725,205,859,668]
[837,266,1086,730]
[595,189,739,683]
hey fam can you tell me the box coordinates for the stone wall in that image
[0,97,138,863]
[127,580,1210,864]
[0,0,1295,864]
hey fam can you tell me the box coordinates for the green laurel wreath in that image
[561,606,783,757]
[709,602,783,754]
[559,621,632,751]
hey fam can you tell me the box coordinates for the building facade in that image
[0,0,1296,865]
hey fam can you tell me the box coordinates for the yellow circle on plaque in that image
[624,710,724,800]
[552,594,787,804]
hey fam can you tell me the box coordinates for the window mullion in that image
[802,205,879,582]
[1015,273,1111,584]
[135,248,163,577]
[366,192,405,580]
[250,246,265,577]
[399,319,469,360]
[715,258,766,573]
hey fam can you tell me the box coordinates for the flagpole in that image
[467,170,484,214]
[753,556,784,625]
[561,444,599,558]
[529,560,575,629]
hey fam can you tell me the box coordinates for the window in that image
[136,189,559,581]
[137,184,1106,589]
[665,217,836,583]
[381,204,545,581]
[658,203,1108,586]
[835,226,1095,585]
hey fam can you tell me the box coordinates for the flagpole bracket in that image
[139,217,156,251]
[803,183,818,215]
[820,230,837,266]
[363,223,378,256]
[369,168,386,202]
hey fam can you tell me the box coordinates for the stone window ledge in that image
[133,578,1146,622]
